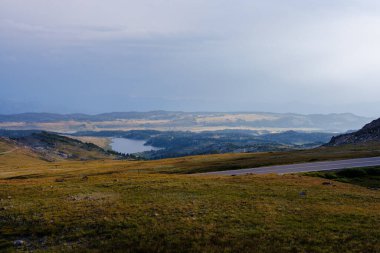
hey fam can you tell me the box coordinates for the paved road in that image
[203,156,380,175]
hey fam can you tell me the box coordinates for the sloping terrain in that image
[0,144,379,252]
[1,138,380,177]
[0,137,50,179]
[1,131,127,162]
[307,166,380,188]
[1,131,380,252]
[0,137,45,165]
[328,118,380,146]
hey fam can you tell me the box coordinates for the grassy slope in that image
[0,141,380,252]
[306,166,380,188]
[2,141,380,180]
[146,143,380,174]
[63,135,112,150]
[13,132,118,161]
[1,173,380,252]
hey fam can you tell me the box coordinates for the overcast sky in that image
[1,0,380,116]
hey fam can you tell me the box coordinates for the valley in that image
[1,113,380,252]
[0,135,380,252]
[70,129,335,159]
[3,1,380,251]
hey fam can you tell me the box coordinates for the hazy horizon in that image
[1,1,380,117]
[0,109,374,118]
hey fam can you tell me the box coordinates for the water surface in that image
[110,138,159,154]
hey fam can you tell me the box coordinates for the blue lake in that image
[110,138,159,154]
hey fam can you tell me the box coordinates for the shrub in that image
[365,167,380,176]
[324,173,338,179]
[337,168,367,178]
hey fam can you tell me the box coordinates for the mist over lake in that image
[110,138,159,154]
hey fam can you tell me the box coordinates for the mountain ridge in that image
[0,111,373,133]
[327,118,380,146]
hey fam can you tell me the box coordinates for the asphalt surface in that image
[203,156,380,175]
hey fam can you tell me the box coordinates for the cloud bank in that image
[1,0,380,116]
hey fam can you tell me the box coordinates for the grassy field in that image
[1,141,380,252]
[1,171,380,252]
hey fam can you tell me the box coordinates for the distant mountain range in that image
[0,111,373,133]
[2,116,379,160]
[327,118,380,146]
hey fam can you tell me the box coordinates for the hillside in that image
[327,118,380,146]
[0,131,127,161]
[0,137,47,168]
[0,142,380,252]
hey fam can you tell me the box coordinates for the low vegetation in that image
[306,166,380,188]
[150,143,380,174]
[1,138,380,252]
[1,169,379,252]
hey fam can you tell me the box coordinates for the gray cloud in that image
[1,0,380,117]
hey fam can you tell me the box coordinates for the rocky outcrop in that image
[327,118,380,146]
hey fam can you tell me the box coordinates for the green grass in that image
[1,173,380,252]
[306,166,380,188]
[1,140,380,252]
[156,143,380,174]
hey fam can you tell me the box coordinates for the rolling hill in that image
[0,131,128,162]
[0,135,380,252]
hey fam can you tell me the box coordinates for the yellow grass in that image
[0,140,380,252]
[65,136,112,150]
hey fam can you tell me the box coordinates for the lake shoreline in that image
[110,138,160,154]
